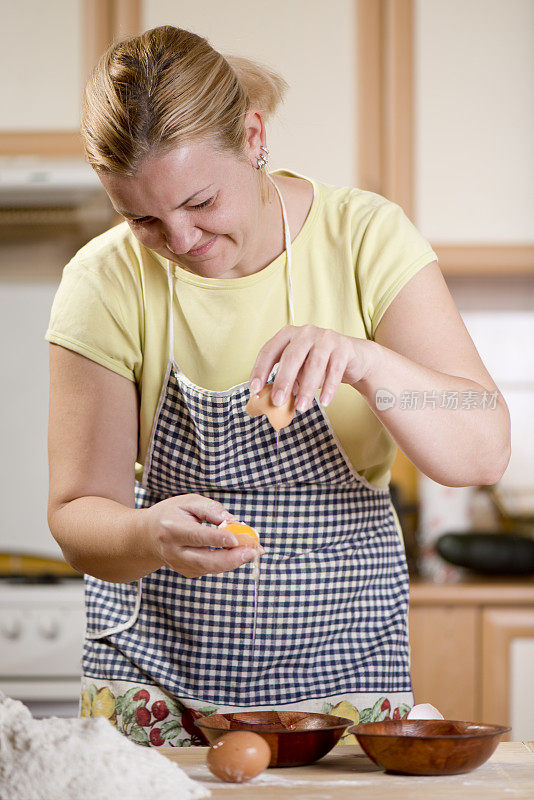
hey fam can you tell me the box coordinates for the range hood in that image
[0,157,104,208]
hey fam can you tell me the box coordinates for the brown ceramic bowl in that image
[196,710,353,767]
[351,719,511,775]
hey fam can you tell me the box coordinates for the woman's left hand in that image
[248,325,374,412]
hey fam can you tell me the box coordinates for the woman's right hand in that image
[48,348,263,583]
[141,493,264,578]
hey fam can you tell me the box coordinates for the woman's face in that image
[98,137,268,279]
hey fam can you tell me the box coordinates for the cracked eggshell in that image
[245,383,296,431]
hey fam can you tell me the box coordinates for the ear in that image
[243,109,267,163]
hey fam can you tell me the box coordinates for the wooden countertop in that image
[160,741,534,798]
[409,578,534,605]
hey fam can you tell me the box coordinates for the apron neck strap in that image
[266,173,295,328]
[167,268,175,363]
[166,172,295,364]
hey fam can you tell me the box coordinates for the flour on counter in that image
[0,692,210,800]
[186,764,374,787]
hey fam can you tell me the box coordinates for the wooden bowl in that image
[351,719,511,775]
[196,710,353,767]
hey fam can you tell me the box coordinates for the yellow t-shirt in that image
[45,168,436,491]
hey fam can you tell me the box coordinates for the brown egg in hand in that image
[246,383,296,431]
[206,731,271,783]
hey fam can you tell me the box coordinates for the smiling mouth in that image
[187,236,217,256]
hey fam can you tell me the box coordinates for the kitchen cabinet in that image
[0,0,138,157]
[409,580,534,739]
[2,0,358,185]
[0,0,83,133]
[482,607,534,740]
[409,601,478,720]
[414,0,534,246]
[358,0,534,276]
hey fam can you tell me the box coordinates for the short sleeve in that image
[45,253,143,383]
[354,198,437,339]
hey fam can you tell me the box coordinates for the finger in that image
[173,494,238,526]
[293,363,308,396]
[179,546,258,576]
[271,326,319,407]
[248,327,294,394]
[159,518,241,549]
[318,351,349,406]
[293,331,338,412]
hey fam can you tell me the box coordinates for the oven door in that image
[0,580,85,718]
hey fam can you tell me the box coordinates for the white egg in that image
[406,703,444,720]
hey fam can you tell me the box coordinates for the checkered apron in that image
[81,176,413,745]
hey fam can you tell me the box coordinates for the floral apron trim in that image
[80,677,412,747]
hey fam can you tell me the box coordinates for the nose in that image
[161,221,202,255]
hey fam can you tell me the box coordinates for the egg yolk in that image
[220,521,261,549]
[222,522,258,542]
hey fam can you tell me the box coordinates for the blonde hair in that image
[81,25,289,203]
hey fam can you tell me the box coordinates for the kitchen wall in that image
[0,233,99,558]
[0,277,62,556]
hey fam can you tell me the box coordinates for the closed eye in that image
[192,195,215,209]
[128,195,215,224]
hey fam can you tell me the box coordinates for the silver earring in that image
[255,145,269,170]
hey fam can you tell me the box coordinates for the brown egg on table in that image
[206,731,271,783]
[246,383,296,431]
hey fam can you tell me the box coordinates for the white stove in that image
[0,579,85,718]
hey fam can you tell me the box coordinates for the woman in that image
[47,26,510,746]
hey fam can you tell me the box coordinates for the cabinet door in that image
[409,605,478,721]
[0,0,119,156]
[414,0,534,243]
[0,0,84,132]
[482,607,534,740]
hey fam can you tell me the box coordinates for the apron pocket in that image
[84,576,142,640]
